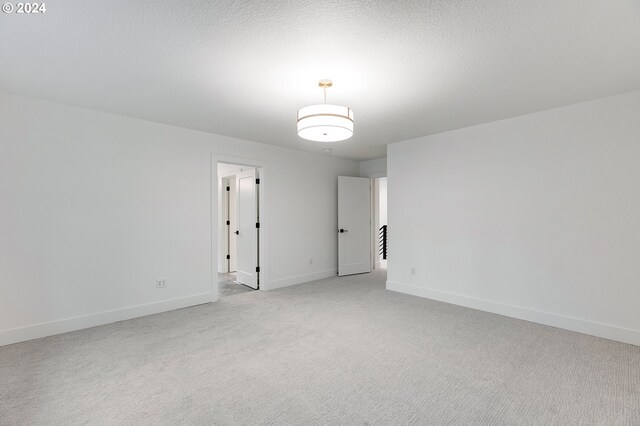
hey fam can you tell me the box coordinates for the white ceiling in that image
[2,1,639,161]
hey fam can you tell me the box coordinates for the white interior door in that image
[338,176,372,276]
[236,168,258,289]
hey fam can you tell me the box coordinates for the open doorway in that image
[374,177,387,270]
[217,162,261,297]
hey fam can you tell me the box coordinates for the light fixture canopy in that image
[297,80,354,142]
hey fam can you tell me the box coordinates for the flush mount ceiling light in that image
[297,79,354,142]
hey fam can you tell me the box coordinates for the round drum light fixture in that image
[297,80,354,142]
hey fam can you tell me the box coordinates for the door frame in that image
[211,154,268,301]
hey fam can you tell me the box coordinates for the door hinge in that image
[226,255,230,260]
[226,186,230,191]
[255,178,260,184]
[256,266,260,273]
[256,222,260,228]
[226,220,230,225]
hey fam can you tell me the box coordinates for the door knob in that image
[339,228,348,233]
[235,230,239,235]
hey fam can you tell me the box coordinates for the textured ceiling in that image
[1,0,640,160]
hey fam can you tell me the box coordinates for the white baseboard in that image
[0,292,215,347]
[267,268,337,290]
[387,281,640,347]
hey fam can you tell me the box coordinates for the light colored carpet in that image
[218,273,255,298]
[1,270,639,425]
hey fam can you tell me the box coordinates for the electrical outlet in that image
[155,279,167,288]
[410,267,416,275]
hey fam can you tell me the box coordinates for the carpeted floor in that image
[218,273,255,298]
[1,270,639,425]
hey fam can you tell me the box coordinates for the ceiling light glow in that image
[297,80,354,142]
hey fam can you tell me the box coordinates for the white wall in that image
[378,177,387,227]
[388,90,640,346]
[359,157,386,178]
[0,92,357,345]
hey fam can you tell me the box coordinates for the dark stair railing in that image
[379,225,387,260]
